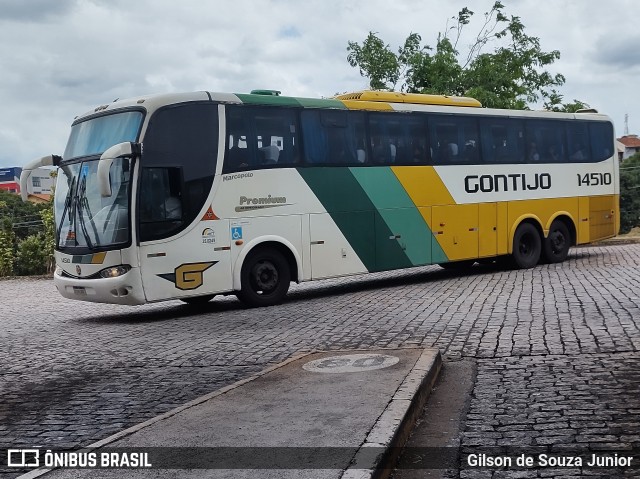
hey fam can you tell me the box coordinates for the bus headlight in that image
[99,265,131,278]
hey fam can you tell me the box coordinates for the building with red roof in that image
[618,135,640,160]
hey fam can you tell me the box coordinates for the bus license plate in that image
[73,286,87,296]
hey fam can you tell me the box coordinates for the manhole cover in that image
[302,354,399,373]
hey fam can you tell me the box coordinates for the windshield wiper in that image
[77,176,101,250]
[56,176,76,247]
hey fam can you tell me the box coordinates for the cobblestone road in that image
[1,244,639,478]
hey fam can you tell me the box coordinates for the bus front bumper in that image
[53,267,147,305]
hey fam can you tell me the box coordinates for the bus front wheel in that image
[543,220,571,263]
[237,247,291,307]
[511,222,542,269]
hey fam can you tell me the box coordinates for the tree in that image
[346,2,579,110]
[16,234,48,276]
[0,189,48,241]
[0,189,52,276]
[619,153,640,234]
[40,201,56,273]
[0,217,16,276]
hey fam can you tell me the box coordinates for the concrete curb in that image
[18,347,442,479]
[341,348,443,479]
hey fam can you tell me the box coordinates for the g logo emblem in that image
[76,265,82,276]
[157,262,216,290]
[175,262,215,290]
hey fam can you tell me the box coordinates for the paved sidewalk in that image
[17,348,441,479]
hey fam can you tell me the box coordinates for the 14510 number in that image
[577,172,612,186]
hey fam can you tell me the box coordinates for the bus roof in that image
[71,90,610,125]
[335,91,482,108]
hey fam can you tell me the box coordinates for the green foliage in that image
[346,1,581,110]
[543,90,590,112]
[0,189,48,241]
[0,189,53,277]
[620,153,640,234]
[40,203,55,273]
[347,32,401,90]
[0,219,16,276]
[16,234,48,276]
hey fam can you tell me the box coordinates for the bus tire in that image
[237,247,290,307]
[181,295,215,305]
[543,220,571,263]
[511,222,542,269]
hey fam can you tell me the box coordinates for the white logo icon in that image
[7,449,40,468]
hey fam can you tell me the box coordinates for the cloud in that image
[278,26,301,39]
[593,36,640,70]
[0,0,639,167]
[0,0,76,22]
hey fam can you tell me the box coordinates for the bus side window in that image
[369,115,397,164]
[429,116,479,165]
[407,117,429,164]
[253,109,300,167]
[139,167,184,240]
[566,123,591,163]
[141,102,217,242]
[224,107,301,171]
[368,113,427,165]
[224,107,252,172]
[590,122,614,162]
[526,120,566,163]
[429,120,458,165]
[480,118,525,164]
[301,110,365,165]
[458,118,480,164]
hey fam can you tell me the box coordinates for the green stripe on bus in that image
[234,94,345,109]
[296,98,346,109]
[349,167,414,209]
[298,167,415,271]
[235,93,302,107]
[350,167,445,267]
[298,167,376,270]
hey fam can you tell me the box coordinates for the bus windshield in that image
[64,111,143,160]
[55,158,131,251]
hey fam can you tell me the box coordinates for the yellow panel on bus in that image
[589,195,617,241]
[432,204,479,261]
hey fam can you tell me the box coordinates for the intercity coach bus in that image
[20,90,618,307]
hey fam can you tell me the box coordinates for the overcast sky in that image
[1,0,638,168]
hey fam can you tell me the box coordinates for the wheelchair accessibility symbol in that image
[231,227,243,240]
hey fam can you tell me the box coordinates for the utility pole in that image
[625,113,629,136]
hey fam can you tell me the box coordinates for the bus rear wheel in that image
[511,222,542,269]
[543,220,571,263]
[237,247,291,307]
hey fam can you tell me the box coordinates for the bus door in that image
[139,219,233,302]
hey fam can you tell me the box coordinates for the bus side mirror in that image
[19,154,61,202]
[98,142,141,197]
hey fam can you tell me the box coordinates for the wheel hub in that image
[519,234,533,256]
[550,231,566,253]
[254,262,278,291]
